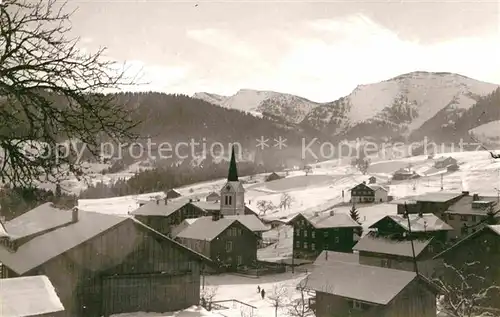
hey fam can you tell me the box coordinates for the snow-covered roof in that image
[353,232,432,258]
[289,212,361,229]
[370,214,453,232]
[0,220,8,238]
[314,250,359,267]
[299,260,421,305]
[0,275,64,317]
[131,198,191,216]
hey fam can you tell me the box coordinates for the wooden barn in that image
[205,192,220,202]
[288,211,361,259]
[265,172,283,182]
[166,189,182,199]
[173,212,259,271]
[0,275,65,317]
[0,203,212,317]
[301,260,439,317]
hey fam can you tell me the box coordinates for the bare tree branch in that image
[0,0,141,187]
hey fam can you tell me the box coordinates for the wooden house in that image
[391,191,465,216]
[392,168,419,181]
[0,275,65,317]
[265,172,282,182]
[301,260,439,317]
[205,192,220,202]
[166,189,182,199]
[368,176,377,184]
[353,231,444,278]
[446,163,459,172]
[287,211,362,259]
[441,193,500,240]
[350,182,388,203]
[369,213,453,243]
[131,198,207,235]
[433,225,500,310]
[0,203,212,317]
[173,212,259,270]
[434,156,457,169]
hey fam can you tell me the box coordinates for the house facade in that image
[288,212,361,259]
[174,214,259,270]
[302,260,438,317]
[350,182,388,203]
[392,192,466,217]
[441,193,500,240]
[166,189,182,199]
[206,192,220,202]
[0,203,211,317]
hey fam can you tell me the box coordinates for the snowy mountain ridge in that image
[193,72,499,141]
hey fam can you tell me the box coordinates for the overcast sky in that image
[65,0,500,102]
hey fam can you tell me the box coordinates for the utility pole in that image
[404,202,419,275]
[440,174,444,191]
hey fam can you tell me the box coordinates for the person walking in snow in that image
[261,288,265,299]
[257,285,261,293]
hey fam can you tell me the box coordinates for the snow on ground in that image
[110,305,227,317]
[470,120,500,142]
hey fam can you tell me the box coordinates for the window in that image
[381,259,390,268]
[305,230,308,237]
[300,229,304,236]
[427,245,434,253]
[225,241,233,252]
[295,241,300,248]
[349,300,364,310]
[238,228,242,235]
[460,215,468,221]
[295,229,299,236]
[237,256,243,266]
[311,243,315,251]
[304,242,308,249]
[324,231,328,238]
[461,225,468,235]
[335,237,340,243]
[449,214,454,220]
[312,231,315,239]
[471,215,477,222]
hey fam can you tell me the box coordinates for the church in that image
[131,146,260,235]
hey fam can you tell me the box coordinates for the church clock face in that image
[226,185,231,191]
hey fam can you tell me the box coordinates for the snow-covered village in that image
[1,1,500,317]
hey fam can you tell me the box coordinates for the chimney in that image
[212,210,221,221]
[164,197,168,205]
[72,207,78,223]
[325,251,328,261]
[362,181,366,184]
[314,212,319,217]
[330,210,335,216]
[472,193,479,201]
[189,198,193,203]
[156,199,159,205]
[462,191,469,196]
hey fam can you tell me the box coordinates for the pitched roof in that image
[191,201,221,211]
[353,232,432,258]
[223,215,269,232]
[445,195,500,215]
[299,261,419,305]
[131,198,190,216]
[433,224,500,259]
[0,275,64,317]
[370,214,453,232]
[313,251,359,266]
[206,192,220,198]
[391,192,463,204]
[289,212,361,229]
[174,217,238,240]
[228,145,238,181]
[367,184,388,192]
[0,208,128,275]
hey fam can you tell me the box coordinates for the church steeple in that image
[228,146,238,181]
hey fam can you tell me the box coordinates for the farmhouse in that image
[350,182,389,203]
[434,156,457,169]
[173,212,259,270]
[368,176,377,184]
[288,211,362,259]
[391,191,465,216]
[369,213,453,242]
[301,260,438,317]
[0,203,212,317]
[205,192,220,202]
[131,198,207,235]
[353,232,443,278]
[0,275,65,317]
[392,168,419,181]
[433,225,500,310]
[441,192,500,240]
[446,163,459,172]
[265,172,282,182]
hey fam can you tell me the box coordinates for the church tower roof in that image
[228,146,239,181]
